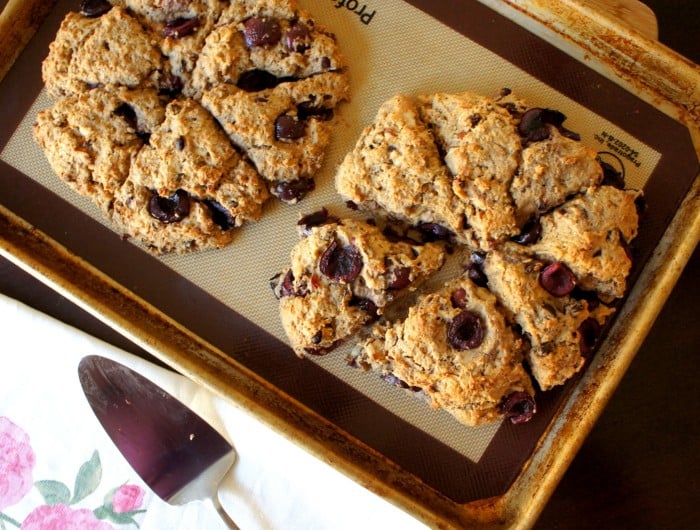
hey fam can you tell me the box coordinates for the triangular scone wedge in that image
[111,98,268,254]
[272,215,446,357]
[417,91,521,245]
[352,273,536,427]
[511,127,604,226]
[335,94,467,241]
[508,185,641,301]
[202,72,349,202]
[480,251,613,390]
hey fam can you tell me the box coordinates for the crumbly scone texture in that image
[201,72,350,192]
[329,89,643,422]
[353,273,535,427]
[335,91,609,248]
[518,185,641,301]
[42,7,168,97]
[33,87,166,213]
[36,0,349,253]
[417,91,521,246]
[512,128,603,226]
[481,250,614,390]
[335,94,466,240]
[111,98,269,254]
[274,218,446,357]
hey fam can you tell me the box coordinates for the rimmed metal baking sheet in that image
[1,0,698,527]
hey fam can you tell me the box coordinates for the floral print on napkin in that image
[0,417,145,529]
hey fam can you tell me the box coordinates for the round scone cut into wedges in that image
[318,88,643,425]
[351,273,536,427]
[35,0,350,254]
[271,213,447,357]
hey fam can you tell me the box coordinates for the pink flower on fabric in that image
[111,484,144,513]
[0,416,36,510]
[21,504,113,530]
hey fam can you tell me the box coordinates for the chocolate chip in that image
[501,391,536,424]
[275,114,306,141]
[80,0,112,18]
[148,189,190,223]
[271,178,315,203]
[113,103,137,130]
[204,200,235,230]
[297,102,334,121]
[243,16,281,48]
[175,136,185,150]
[447,310,484,350]
[539,262,577,297]
[319,240,363,283]
[469,113,482,127]
[512,217,542,245]
[321,56,331,69]
[285,22,311,52]
[163,17,200,39]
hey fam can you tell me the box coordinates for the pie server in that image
[78,355,238,528]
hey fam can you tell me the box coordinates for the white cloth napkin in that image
[0,293,428,530]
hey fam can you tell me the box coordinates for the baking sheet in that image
[1,0,698,506]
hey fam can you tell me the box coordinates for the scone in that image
[335,94,473,246]
[195,0,350,202]
[478,250,614,390]
[512,130,603,226]
[417,91,521,245]
[272,214,446,357]
[42,6,168,97]
[33,87,166,213]
[351,272,536,427]
[201,72,350,202]
[110,0,228,91]
[508,185,641,301]
[111,98,268,254]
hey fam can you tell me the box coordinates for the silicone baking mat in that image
[1,0,697,503]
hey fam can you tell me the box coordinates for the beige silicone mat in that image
[1,0,698,511]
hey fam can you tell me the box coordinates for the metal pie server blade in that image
[78,355,238,526]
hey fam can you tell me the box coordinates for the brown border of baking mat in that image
[1,0,697,504]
